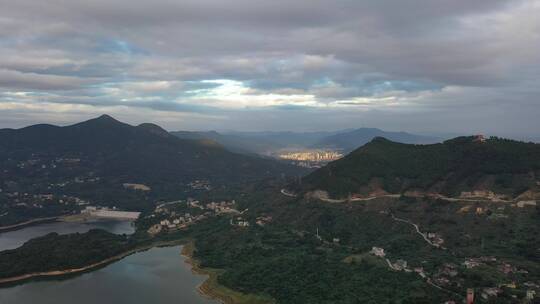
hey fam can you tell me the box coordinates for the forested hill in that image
[0,115,304,184]
[296,136,540,198]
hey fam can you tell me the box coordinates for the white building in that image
[370,247,386,257]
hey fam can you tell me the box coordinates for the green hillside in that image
[298,136,540,198]
[0,115,302,184]
[0,115,305,224]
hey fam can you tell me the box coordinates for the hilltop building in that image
[473,134,486,142]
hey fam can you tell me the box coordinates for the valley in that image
[0,116,538,304]
[2,2,538,303]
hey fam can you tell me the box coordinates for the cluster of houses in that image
[462,257,529,276]
[459,190,508,201]
[147,213,205,235]
[202,200,238,214]
[147,199,240,235]
[2,191,90,209]
[368,247,538,302]
[187,180,212,191]
[370,247,427,278]
[14,157,78,169]
[159,212,206,230]
[446,287,536,304]
[231,216,250,227]
[147,198,274,233]
[462,256,497,269]
[49,175,100,188]
[498,262,529,275]
[255,215,272,227]
[426,232,445,247]
[433,263,459,286]
[438,258,537,302]
[458,201,537,221]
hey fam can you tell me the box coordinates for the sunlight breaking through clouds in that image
[0,0,538,135]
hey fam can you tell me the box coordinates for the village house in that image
[237,221,250,227]
[481,287,501,300]
[517,200,537,208]
[147,224,162,235]
[499,263,516,274]
[463,258,483,269]
[434,277,450,286]
[414,267,426,278]
[473,134,486,142]
[370,247,386,257]
[441,263,459,277]
[393,259,408,271]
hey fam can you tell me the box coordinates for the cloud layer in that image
[0,0,539,136]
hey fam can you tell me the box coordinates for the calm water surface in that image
[0,220,135,251]
[0,246,217,304]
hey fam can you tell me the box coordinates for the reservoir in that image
[0,220,135,251]
[0,246,217,304]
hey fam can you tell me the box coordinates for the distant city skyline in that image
[0,1,539,138]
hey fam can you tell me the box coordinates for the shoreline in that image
[0,240,182,286]
[181,242,275,304]
[0,238,270,304]
[0,213,135,233]
[0,224,272,303]
[0,217,60,232]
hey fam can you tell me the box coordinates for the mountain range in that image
[172,128,440,155]
[0,115,303,185]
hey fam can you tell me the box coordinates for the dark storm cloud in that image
[0,0,538,135]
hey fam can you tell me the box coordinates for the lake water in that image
[0,220,135,251]
[0,246,217,304]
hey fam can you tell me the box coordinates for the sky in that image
[0,0,539,137]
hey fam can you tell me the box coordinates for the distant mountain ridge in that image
[172,128,440,156]
[295,136,540,198]
[171,130,262,155]
[313,128,440,153]
[0,115,303,184]
[172,130,343,155]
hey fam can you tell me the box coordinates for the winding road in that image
[390,213,446,250]
[280,189,297,198]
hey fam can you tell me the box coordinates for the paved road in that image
[280,189,297,198]
[390,213,446,250]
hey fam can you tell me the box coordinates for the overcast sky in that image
[0,0,538,137]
